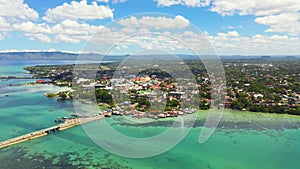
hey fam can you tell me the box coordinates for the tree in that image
[167,99,180,107]
[95,89,112,104]
[137,97,151,111]
[199,100,210,110]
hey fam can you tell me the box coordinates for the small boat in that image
[71,114,79,118]
[54,117,64,123]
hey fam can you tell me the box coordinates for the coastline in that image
[107,109,300,131]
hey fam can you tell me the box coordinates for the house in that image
[253,94,264,99]
[225,101,232,107]
[168,91,185,100]
[36,79,45,83]
[36,79,52,84]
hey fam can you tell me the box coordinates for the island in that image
[24,58,300,117]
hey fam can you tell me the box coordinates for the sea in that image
[0,60,300,169]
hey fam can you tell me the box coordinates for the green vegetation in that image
[95,89,113,104]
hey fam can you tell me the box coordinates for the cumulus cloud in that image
[52,19,106,35]
[0,0,299,55]
[118,15,190,30]
[54,34,81,44]
[112,0,128,4]
[26,33,52,43]
[210,0,300,16]
[177,30,300,55]
[0,34,4,40]
[43,0,114,22]
[217,31,239,37]
[96,0,110,2]
[0,17,11,31]
[12,22,51,34]
[11,19,105,44]
[107,29,300,55]
[155,0,300,36]
[255,13,300,36]
[0,0,38,40]
[206,32,300,55]
[95,0,127,3]
[0,0,38,22]
[209,0,300,36]
[156,0,210,7]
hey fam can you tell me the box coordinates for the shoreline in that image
[110,110,300,130]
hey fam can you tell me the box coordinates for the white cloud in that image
[0,34,4,40]
[156,0,210,7]
[95,0,127,3]
[221,25,243,30]
[155,0,300,37]
[96,0,110,2]
[132,30,300,55]
[210,0,300,16]
[11,19,106,44]
[118,15,190,30]
[209,0,300,36]
[112,0,128,4]
[0,17,11,31]
[206,31,300,55]
[26,33,52,43]
[43,0,114,22]
[82,20,300,55]
[54,34,81,44]
[12,22,51,34]
[255,13,300,36]
[156,0,181,7]
[217,31,239,38]
[52,19,106,35]
[222,25,234,30]
[0,0,39,40]
[0,0,298,55]
[0,0,38,22]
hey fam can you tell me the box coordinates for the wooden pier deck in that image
[0,115,104,149]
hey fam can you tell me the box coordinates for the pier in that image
[0,115,104,149]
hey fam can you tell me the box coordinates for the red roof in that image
[37,80,45,83]
[226,102,231,106]
[166,85,173,88]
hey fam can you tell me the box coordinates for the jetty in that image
[0,114,104,149]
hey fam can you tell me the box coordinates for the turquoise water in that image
[0,60,300,169]
[0,60,78,76]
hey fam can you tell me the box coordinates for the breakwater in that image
[0,115,104,149]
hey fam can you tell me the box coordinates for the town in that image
[24,58,300,117]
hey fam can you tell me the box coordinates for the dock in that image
[0,115,104,149]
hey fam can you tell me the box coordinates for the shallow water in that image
[0,60,300,169]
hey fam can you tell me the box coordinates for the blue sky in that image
[0,0,299,55]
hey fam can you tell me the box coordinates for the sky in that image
[0,0,299,55]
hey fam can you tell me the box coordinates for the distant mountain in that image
[0,52,299,61]
[0,52,107,60]
[283,56,296,59]
[0,52,78,60]
[260,55,271,60]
